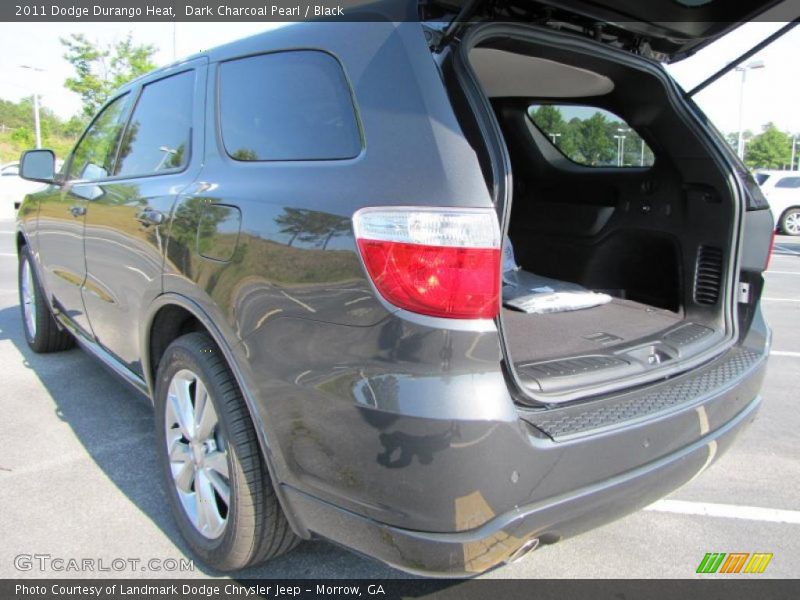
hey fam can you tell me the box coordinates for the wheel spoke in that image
[195,469,225,537]
[204,450,229,479]
[204,465,230,507]
[168,377,195,440]
[194,380,217,441]
[172,460,195,493]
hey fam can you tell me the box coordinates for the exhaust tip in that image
[508,537,540,564]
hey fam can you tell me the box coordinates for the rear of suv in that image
[15,2,775,576]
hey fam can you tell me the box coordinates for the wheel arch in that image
[141,293,310,539]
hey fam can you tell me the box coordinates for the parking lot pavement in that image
[0,219,797,579]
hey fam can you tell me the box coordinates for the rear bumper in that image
[282,392,761,576]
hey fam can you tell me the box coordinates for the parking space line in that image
[762,297,800,302]
[771,350,800,357]
[766,270,800,275]
[0,253,17,257]
[645,500,800,524]
[773,244,800,256]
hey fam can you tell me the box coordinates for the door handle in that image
[137,209,164,226]
[68,206,86,217]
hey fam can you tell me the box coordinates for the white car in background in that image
[0,161,46,216]
[755,169,800,236]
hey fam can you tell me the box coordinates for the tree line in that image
[529,104,797,171]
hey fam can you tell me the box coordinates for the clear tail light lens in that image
[353,208,501,319]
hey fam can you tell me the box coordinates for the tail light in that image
[353,207,501,319]
[766,229,776,270]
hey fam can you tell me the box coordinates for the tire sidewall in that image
[154,339,244,566]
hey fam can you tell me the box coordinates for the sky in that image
[0,21,798,135]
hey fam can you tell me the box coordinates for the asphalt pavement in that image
[0,217,797,579]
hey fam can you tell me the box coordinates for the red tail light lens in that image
[354,208,501,319]
[766,229,776,270]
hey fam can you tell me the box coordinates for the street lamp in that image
[549,132,562,144]
[19,64,45,149]
[735,60,765,160]
[615,128,629,167]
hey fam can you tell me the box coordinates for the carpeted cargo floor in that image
[502,298,683,364]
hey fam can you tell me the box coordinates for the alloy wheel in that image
[20,258,37,340]
[165,369,230,539]
[784,211,800,236]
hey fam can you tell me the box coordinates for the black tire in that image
[154,332,298,571]
[18,245,74,353]
[779,208,800,236]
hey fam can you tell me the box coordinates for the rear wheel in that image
[780,208,800,236]
[154,332,298,571]
[18,246,74,353]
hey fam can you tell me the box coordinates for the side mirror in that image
[19,149,56,184]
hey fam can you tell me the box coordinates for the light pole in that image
[735,60,765,160]
[615,128,629,167]
[19,64,45,149]
[791,135,797,171]
[549,132,561,145]
[640,139,646,166]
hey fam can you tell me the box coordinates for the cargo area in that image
[459,28,740,401]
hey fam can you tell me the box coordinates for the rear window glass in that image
[775,176,800,189]
[219,50,361,161]
[528,104,654,168]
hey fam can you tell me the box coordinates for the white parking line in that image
[766,270,800,275]
[762,297,800,302]
[645,500,800,524]
[771,350,800,358]
[0,253,17,257]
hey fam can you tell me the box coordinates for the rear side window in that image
[775,177,800,189]
[219,50,361,161]
[528,104,654,168]
[115,70,195,177]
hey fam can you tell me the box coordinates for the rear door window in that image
[219,50,361,161]
[528,104,654,167]
[115,70,195,177]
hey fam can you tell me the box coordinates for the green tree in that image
[61,33,157,118]
[530,105,564,134]
[11,126,34,147]
[577,112,615,166]
[529,105,577,157]
[745,123,792,169]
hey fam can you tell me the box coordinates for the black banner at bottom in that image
[2,579,799,600]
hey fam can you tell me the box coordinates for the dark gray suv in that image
[15,2,776,576]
